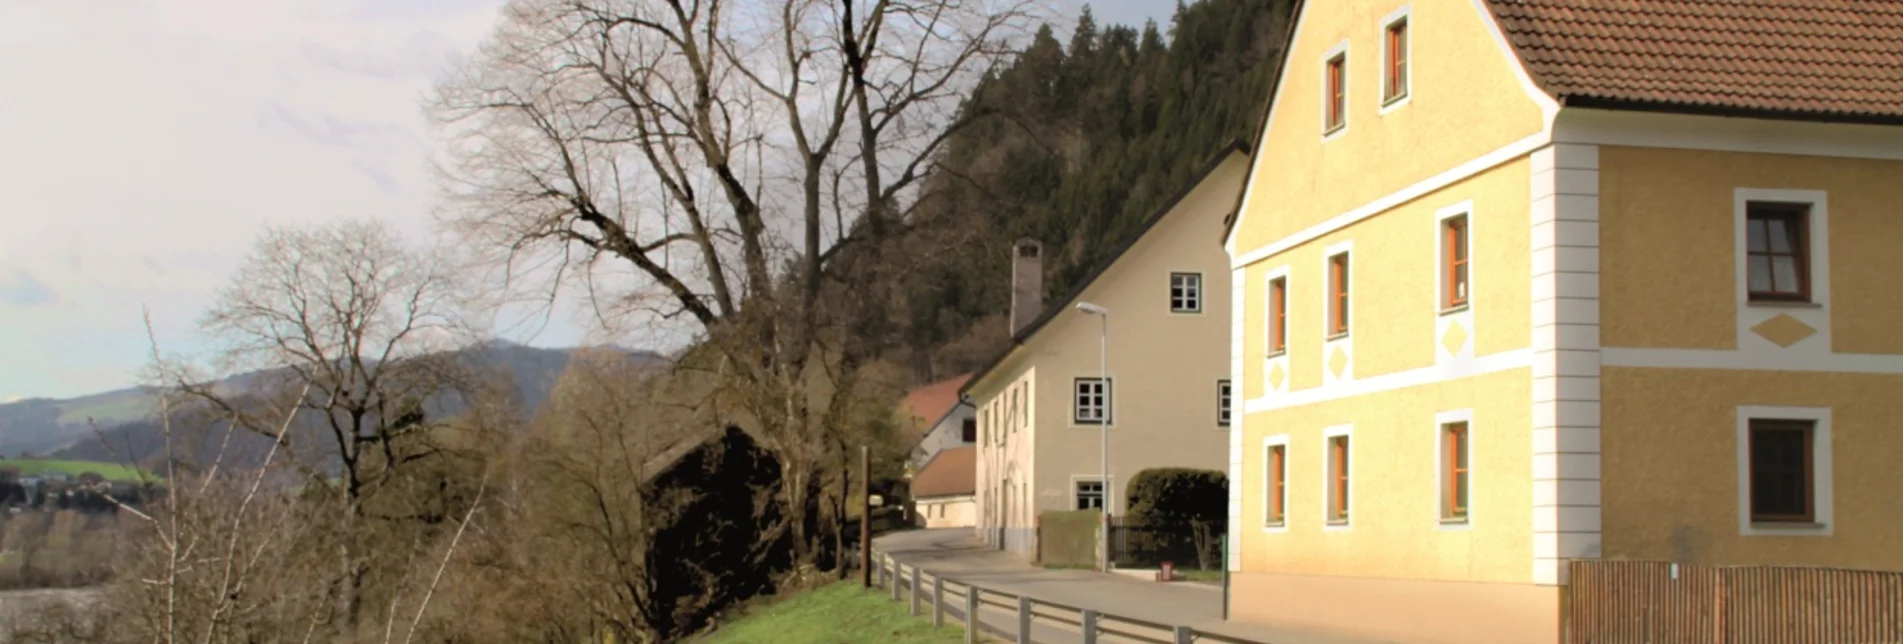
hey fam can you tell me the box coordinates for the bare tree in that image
[434,0,1039,567]
[164,219,479,631]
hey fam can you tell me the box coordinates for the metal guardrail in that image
[869,548,1261,644]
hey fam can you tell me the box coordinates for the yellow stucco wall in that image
[1599,146,1903,353]
[1229,0,1546,254]
[1236,369,1533,582]
[1601,367,1903,569]
[1238,160,1531,397]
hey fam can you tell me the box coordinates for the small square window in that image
[1326,434,1351,524]
[1170,272,1203,313]
[1073,378,1112,425]
[1268,277,1288,354]
[1217,380,1233,427]
[1324,53,1346,133]
[1748,419,1815,523]
[1265,442,1287,527]
[1443,215,1469,310]
[1075,480,1105,511]
[1384,18,1409,103]
[1327,253,1351,338]
[1440,422,1469,522]
[1745,202,1811,302]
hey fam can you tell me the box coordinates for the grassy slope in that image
[0,459,154,482]
[697,581,972,644]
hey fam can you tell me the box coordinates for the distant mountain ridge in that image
[0,341,664,459]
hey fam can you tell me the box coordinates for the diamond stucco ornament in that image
[1441,321,1469,355]
[1328,346,1349,378]
[1751,314,1817,348]
[1268,363,1286,390]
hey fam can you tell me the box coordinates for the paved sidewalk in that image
[875,529,1404,644]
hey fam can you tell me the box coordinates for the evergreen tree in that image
[894,0,1297,381]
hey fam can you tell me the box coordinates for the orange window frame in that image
[1325,56,1345,131]
[1386,20,1408,100]
[1444,216,1469,309]
[1442,423,1469,520]
[1328,436,1350,521]
[1268,445,1286,524]
[1328,254,1350,337]
[1269,277,1287,353]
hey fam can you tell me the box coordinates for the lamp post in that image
[1076,301,1111,572]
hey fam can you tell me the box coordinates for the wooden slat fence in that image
[1567,560,1903,644]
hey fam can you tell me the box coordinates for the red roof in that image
[901,373,972,429]
[910,446,976,499]
[1487,0,1903,123]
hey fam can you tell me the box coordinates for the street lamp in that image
[1075,301,1111,572]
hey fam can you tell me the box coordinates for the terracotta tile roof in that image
[910,446,976,499]
[1487,0,1903,123]
[901,374,972,430]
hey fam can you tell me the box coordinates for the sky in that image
[0,0,1176,402]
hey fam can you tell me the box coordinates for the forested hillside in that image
[897,0,1295,380]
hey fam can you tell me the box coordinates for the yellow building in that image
[1222,2,1903,642]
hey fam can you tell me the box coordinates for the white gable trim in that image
[1232,131,1548,269]
[1466,0,1560,122]
[1226,0,1561,260]
[1224,0,1313,259]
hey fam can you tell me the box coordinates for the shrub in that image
[1120,468,1227,570]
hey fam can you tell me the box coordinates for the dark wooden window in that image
[1328,435,1350,523]
[1073,378,1112,425]
[1745,203,1811,302]
[1748,419,1815,523]
[1075,480,1105,511]
[1170,272,1203,313]
[1328,253,1350,337]
[961,418,977,443]
[1442,422,1469,521]
[1444,215,1469,309]
[1269,277,1288,353]
[1267,444,1286,526]
[1385,19,1409,102]
[1216,380,1233,427]
[1325,54,1346,132]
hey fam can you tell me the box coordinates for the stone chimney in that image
[1010,238,1044,336]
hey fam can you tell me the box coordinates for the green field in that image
[0,459,157,483]
[696,581,976,644]
[54,392,157,426]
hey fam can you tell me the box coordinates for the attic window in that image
[1324,52,1347,134]
[1383,16,1409,104]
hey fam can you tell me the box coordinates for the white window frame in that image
[1320,40,1350,141]
[1322,424,1354,531]
[1170,271,1205,314]
[1072,377,1112,426]
[1216,379,1233,427]
[1435,408,1474,529]
[1735,190,1828,308]
[1378,5,1413,114]
[1262,435,1289,532]
[1072,476,1108,512]
[1736,405,1833,537]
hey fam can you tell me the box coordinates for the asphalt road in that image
[874,528,1401,644]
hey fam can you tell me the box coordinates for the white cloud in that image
[0,0,541,399]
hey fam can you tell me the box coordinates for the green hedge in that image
[1120,468,1227,570]
[1124,468,1226,526]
